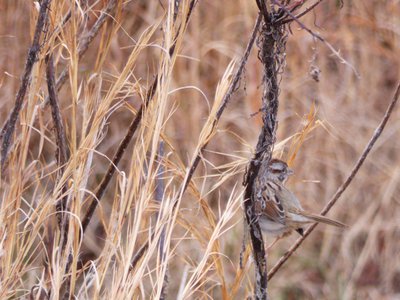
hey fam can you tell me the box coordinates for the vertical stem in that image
[242,9,287,299]
[45,53,70,251]
[1,0,52,171]
[155,141,168,299]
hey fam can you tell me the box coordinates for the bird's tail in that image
[296,211,348,228]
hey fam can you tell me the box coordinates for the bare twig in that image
[129,12,262,272]
[0,0,52,171]
[278,0,325,25]
[45,54,69,171]
[81,79,157,233]
[273,0,360,77]
[255,0,270,22]
[0,8,72,139]
[268,82,400,280]
[45,53,70,251]
[130,237,151,270]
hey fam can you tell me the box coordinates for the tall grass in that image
[0,1,399,299]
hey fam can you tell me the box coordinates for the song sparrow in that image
[253,159,346,238]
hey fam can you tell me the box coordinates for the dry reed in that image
[0,1,399,299]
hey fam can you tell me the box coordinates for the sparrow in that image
[253,159,347,238]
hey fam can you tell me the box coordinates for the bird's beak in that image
[287,168,294,176]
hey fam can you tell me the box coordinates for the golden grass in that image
[0,0,399,299]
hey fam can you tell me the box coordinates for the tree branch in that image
[241,4,288,297]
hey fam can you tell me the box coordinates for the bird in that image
[253,158,347,239]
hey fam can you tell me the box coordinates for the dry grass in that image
[0,0,399,299]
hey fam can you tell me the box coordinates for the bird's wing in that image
[257,180,286,224]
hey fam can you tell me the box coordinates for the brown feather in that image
[296,211,348,228]
[264,200,285,222]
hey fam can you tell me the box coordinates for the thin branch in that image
[46,0,118,105]
[130,237,151,270]
[45,53,70,251]
[45,54,69,170]
[255,0,270,23]
[76,0,117,66]
[272,0,360,77]
[278,0,325,25]
[81,79,157,233]
[129,12,262,272]
[268,82,400,280]
[0,8,72,140]
[0,0,52,171]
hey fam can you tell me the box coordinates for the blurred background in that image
[0,1,399,299]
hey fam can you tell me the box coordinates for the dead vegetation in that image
[0,1,399,299]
